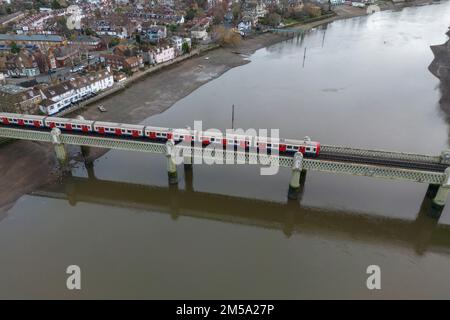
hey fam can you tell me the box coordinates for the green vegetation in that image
[259,13,282,27]
[182,41,190,54]
[109,37,120,47]
[51,0,62,10]
[122,68,133,77]
[10,42,20,54]
[184,8,197,21]
[168,24,177,33]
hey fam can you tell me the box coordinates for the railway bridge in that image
[1,117,450,216]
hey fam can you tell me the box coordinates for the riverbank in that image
[0,0,444,213]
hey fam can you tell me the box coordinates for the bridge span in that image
[1,115,450,215]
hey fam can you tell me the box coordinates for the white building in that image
[191,26,208,42]
[147,46,175,65]
[171,36,192,55]
[66,5,82,16]
[39,70,114,115]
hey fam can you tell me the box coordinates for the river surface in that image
[2,3,450,299]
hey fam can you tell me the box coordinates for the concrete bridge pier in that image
[166,140,178,185]
[76,116,91,162]
[288,152,305,200]
[51,128,68,167]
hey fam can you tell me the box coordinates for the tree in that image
[185,8,197,21]
[51,0,62,10]
[212,4,225,25]
[84,28,96,36]
[109,37,120,47]
[10,42,20,54]
[168,24,177,33]
[135,34,141,44]
[55,16,71,38]
[214,25,241,47]
[260,13,281,27]
[304,4,321,18]
[231,3,241,23]
[182,41,190,55]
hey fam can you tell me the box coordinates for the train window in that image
[162,133,167,137]
[267,144,272,148]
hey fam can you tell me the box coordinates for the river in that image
[2,3,450,299]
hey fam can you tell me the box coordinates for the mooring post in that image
[288,152,304,200]
[431,167,450,214]
[51,127,68,167]
[166,140,178,185]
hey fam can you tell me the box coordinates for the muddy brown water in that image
[2,3,450,299]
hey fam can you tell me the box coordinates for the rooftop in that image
[0,84,27,95]
[0,34,64,42]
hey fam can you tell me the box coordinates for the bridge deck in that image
[0,126,446,185]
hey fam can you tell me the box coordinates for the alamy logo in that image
[168,121,282,175]
[366,265,381,290]
[66,265,81,290]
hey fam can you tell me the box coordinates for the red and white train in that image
[0,112,321,157]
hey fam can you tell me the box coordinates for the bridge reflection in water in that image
[31,162,450,257]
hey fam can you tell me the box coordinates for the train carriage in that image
[144,126,173,141]
[94,121,145,137]
[0,113,46,128]
[44,117,95,132]
[284,138,320,157]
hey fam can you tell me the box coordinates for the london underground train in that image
[0,112,321,157]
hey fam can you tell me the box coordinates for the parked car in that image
[70,65,85,73]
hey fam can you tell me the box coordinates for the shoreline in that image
[0,0,444,213]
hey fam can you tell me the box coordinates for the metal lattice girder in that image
[60,134,167,153]
[321,145,441,163]
[0,127,52,142]
[302,159,445,184]
[176,146,445,185]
